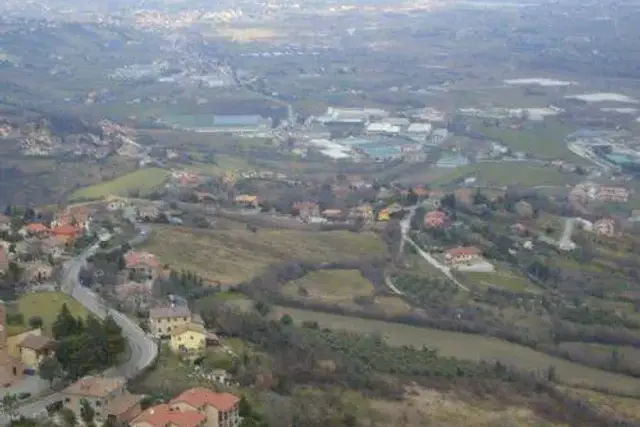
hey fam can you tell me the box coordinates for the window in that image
[65,398,70,403]
[96,401,102,407]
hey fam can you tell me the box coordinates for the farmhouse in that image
[445,246,482,266]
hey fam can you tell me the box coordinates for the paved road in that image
[399,205,469,291]
[1,223,157,425]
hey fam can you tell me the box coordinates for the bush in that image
[6,313,24,326]
[28,316,43,329]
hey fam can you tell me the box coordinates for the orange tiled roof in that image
[26,223,49,233]
[447,246,481,257]
[51,224,79,237]
[171,388,239,412]
[125,251,161,269]
[133,404,205,427]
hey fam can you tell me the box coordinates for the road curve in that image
[3,224,157,424]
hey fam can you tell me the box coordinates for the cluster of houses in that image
[570,182,631,205]
[59,376,240,427]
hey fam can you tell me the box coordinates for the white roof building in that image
[366,122,401,134]
[407,123,433,134]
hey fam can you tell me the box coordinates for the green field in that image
[458,269,542,294]
[473,121,586,163]
[10,291,89,336]
[282,269,375,305]
[430,162,577,187]
[144,224,386,285]
[231,302,640,395]
[70,167,169,200]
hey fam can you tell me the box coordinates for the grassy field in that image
[230,302,640,395]
[186,155,255,176]
[473,121,586,163]
[558,342,640,373]
[144,224,386,285]
[430,162,577,187]
[563,387,640,421]
[458,269,542,294]
[9,291,89,336]
[282,269,375,305]
[70,167,169,200]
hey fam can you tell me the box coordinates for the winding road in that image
[1,223,158,424]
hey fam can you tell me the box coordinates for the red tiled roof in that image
[125,251,161,269]
[51,224,79,237]
[171,388,239,412]
[426,211,447,219]
[446,246,481,257]
[26,223,49,233]
[133,404,205,427]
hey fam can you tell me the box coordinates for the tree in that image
[59,408,77,427]
[103,315,125,363]
[0,394,19,421]
[279,314,293,326]
[52,304,80,339]
[80,399,95,426]
[546,364,557,382]
[254,300,271,317]
[28,316,43,329]
[39,357,64,386]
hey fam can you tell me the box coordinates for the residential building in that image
[377,208,391,222]
[50,224,81,244]
[0,215,10,232]
[25,223,50,237]
[413,186,430,199]
[104,393,144,425]
[424,211,449,229]
[125,251,161,281]
[321,209,343,221]
[597,186,629,203]
[132,403,206,427]
[234,195,259,208]
[62,376,137,425]
[0,247,8,275]
[350,204,374,221]
[169,323,219,358]
[149,305,192,338]
[138,205,161,221]
[594,218,616,236]
[52,206,92,232]
[293,202,321,222]
[17,334,55,370]
[0,301,24,387]
[170,387,241,427]
[445,246,482,266]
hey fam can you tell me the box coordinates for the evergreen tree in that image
[80,399,95,426]
[52,304,80,339]
[39,357,64,386]
[103,315,125,364]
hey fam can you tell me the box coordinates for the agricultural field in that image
[230,302,640,395]
[430,162,578,188]
[282,269,375,306]
[8,291,89,336]
[457,268,542,294]
[70,167,169,200]
[143,224,386,285]
[472,120,586,163]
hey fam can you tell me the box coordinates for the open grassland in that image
[9,291,89,336]
[70,167,169,200]
[230,302,640,395]
[563,387,640,422]
[144,225,386,285]
[430,162,577,187]
[458,269,542,294]
[282,270,375,305]
[185,155,255,176]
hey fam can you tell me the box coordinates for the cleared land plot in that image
[144,225,386,285]
[430,162,577,187]
[231,303,640,395]
[70,167,169,200]
[9,291,89,336]
[282,269,375,305]
[458,269,541,294]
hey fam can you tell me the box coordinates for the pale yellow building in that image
[149,305,192,338]
[17,334,55,370]
[170,324,219,358]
